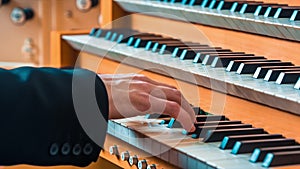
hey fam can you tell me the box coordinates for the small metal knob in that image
[10,7,34,25]
[129,155,138,166]
[138,159,148,169]
[147,164,157,169]
[76,0,98,12]
[121,151,130,161]
[0,0,10,6]
[109,145,119,156]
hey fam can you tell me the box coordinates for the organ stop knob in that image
[121,151,130,161]
[0,0,10,6]
[10,7,34,25]
[138,159,148,169]
[109,145,119,156]
[129,155,138,166]
[76,0,98,12]
[147,164,157,169]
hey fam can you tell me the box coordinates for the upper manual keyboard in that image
[115,0,300,42]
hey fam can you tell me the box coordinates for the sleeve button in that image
[61,143,71,155]
[49,143,59,156]
[72,144,82,156]
[83,143,93,155]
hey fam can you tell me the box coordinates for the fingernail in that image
[190,125,196,132]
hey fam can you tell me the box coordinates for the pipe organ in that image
[62,0,300,168]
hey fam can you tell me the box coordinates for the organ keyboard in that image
[62,26,300,168]
[63,30,300,115]
[54,0,300,168]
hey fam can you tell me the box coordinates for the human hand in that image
[99,73,196,132]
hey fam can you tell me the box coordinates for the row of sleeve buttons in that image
[49,143,93,156]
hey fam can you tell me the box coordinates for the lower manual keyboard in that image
[108,114,300,169]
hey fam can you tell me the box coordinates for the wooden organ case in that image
[53,0,300,169]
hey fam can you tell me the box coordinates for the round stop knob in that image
[10,7,34,25]
[129,155,138,166]
[138,159,148,169]
[121,151,130,161]
[109,145,119,156]
[76,0,98,12]
[0,0,10,6]
[147,164,157,169]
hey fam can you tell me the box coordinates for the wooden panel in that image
[261,0,300,5]
[129,14,300,66]
[50,30,90,67]
[100,0,129,28]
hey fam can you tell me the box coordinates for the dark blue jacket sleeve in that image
[0,67,109,167]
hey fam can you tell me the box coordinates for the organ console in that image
[5,0,300,169]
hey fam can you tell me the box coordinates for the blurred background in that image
[0,0,100,67]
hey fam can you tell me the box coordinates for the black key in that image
[166,105,208,128]
[172,45,211,57]
[237,62,293,74]
[159,118,173,125]
[120,33,155,44]
[157,42,196,54]
[193,51,246,64]
[231,138,296,154]
[276,71,300,84]
[196,115,227,122]
[274,6,300,19]
[99,28,139,41]
[226,59,274,72]
[89,28,99,36]
[252,66,298,79]
[216,0,240,10]
[195,120,242,127]
[230,1,252,12]
[127,34,162,46]
[250,145,300,162]
[192,124,252,138]
[176,47,222,59]
[167,106,206,128]
[133,37,170,48]
[201,0,213,8]
[202,53,254,66]
[167,118,182,128]
[180,48,231,60]
[189,0,204,6]
[240,2,264,14]
[206,0,220,9]
[291,10,300,21]
[264,5,286,17]
[133,36,178,48]
[211,56,264,67]
[264,68,300,81]
[254,3,278,16]
[94,29,112,38]
[203,128,266,142]
[193,107,209,115]
[262,151,300,167]
[148,40,187,51]
[220,134,283,149]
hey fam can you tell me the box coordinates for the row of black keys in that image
[146,108,300,168]
[157,0,300,21]
[89,28,300,88]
